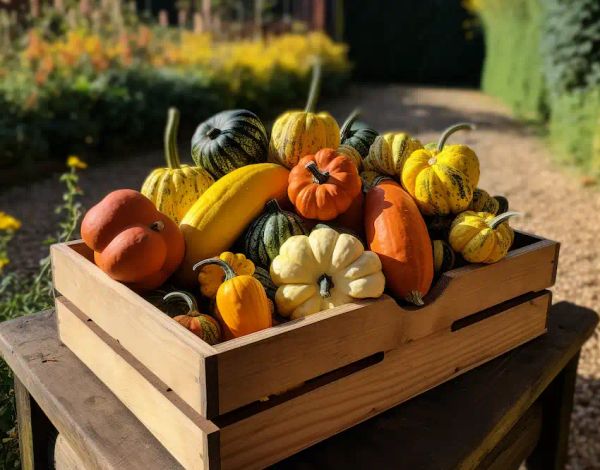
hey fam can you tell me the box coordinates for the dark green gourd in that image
[243,199,308,269]
[340,109,379,158]
[191,109,268,180]
[253,266,277,300]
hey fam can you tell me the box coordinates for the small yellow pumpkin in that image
[268,61,340,169]
[449,211,519,264]
[363,132,423,177]
[401,123,480,216]
[141,108,214,224]
[469,188,509,215]
[197,252,255,298]
[270,227,386,319]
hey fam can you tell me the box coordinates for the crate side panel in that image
[51,243,214,415]
[56,298,219,470]
[215,296,404,415]
[219,292,550,470]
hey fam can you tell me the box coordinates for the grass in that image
[0,160,85,468]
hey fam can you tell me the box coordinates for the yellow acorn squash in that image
[363,132,423,178]
[449,211,519,264]
[178,163,289,284]
[401,123,480,216]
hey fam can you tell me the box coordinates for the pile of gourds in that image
[80,62,518,345]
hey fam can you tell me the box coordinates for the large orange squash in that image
[364,177,433,305]
[81,189,184,291]
[288,148,361,221]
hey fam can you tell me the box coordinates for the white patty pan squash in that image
[270,227,386,319]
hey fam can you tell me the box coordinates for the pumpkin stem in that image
[193,258,237,281]
[436,122,476,152]
[206,127,221,139]
[305,162,330,184]
[163,291,200,317]
[488,211,521,230]
[340,108,361,142]
[265,199,282,214]
[304,58,322,113]
[405,291,425,307]
[318,274,333,298]
[164,107,181,169]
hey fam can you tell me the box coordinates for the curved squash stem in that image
[304,58,322,113]
[265,199,282,213]
[163,291,199,316]
[405,291,425,307]
[193,258,237,281]
[488,211,521,230]
[305,162,330,184]
[436,122,476,152]
[164,107,181,169]
[318,274,333,298]
[206,127,221,139]
[340,108,361,142]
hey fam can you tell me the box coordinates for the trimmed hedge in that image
[476,0,600,176]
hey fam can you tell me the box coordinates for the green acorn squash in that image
[340,109,379,158]
[191,109,268,180]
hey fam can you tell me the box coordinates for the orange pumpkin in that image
[332,189,364,237]
[287,148,361,221]
[364,177,433,306]
[81,189,184,291]
[163,291,222,345]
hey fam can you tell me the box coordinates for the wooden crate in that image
[51,231,559,470]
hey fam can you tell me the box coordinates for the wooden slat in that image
[214,236,558,415]
[218,291,551,469]
[476,403,542,470]
[51,242,216,416]
[14,377,34,470]
[53,434,87,470]
[276,302,597,470]
[56,298,219,470]
[0,310,182,470]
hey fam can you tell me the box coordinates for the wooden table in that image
[0,301,596,470]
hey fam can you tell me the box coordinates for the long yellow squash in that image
[178,163,289,285]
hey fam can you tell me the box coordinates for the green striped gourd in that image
[243,199,308,269]
[253,266,277,301]
[432,239,456,277]
[340,108,378,158]
[469,188,509,215]
[191,109,268,180]
[141,108,214,224]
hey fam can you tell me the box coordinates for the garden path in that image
[2,84,599,468]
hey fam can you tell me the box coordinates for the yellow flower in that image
[0,212,21,231]
[0,257,9,271]
[67,155,87,169]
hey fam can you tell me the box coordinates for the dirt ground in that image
[2,84,599,468]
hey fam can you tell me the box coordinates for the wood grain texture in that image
[218,291,552,469]
[56,297,219,470]
[276,302,597,470]
[0,310,183,470]
[51,241,216,415]
[14,377,34,470]
[53,434,87,470]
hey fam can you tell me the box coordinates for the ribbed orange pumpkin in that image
[364,177,433,306]
[288,148,361,221]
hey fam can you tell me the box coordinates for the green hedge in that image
[477,0,600,176]
[478,0,546,119]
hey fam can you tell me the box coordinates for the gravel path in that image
[2,84,599,468]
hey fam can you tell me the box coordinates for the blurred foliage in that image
[473,0,600,177]
[0,0,349,174]
[343,0,484,86]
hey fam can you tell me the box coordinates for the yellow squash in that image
[469,188,509,215]
[401,123,480,216]
[449,211,519,264]
[141,108,214,224]
[363,132,423,177]
[197,252,255,298]
[178,163,289,285]
[268,61,340,169]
